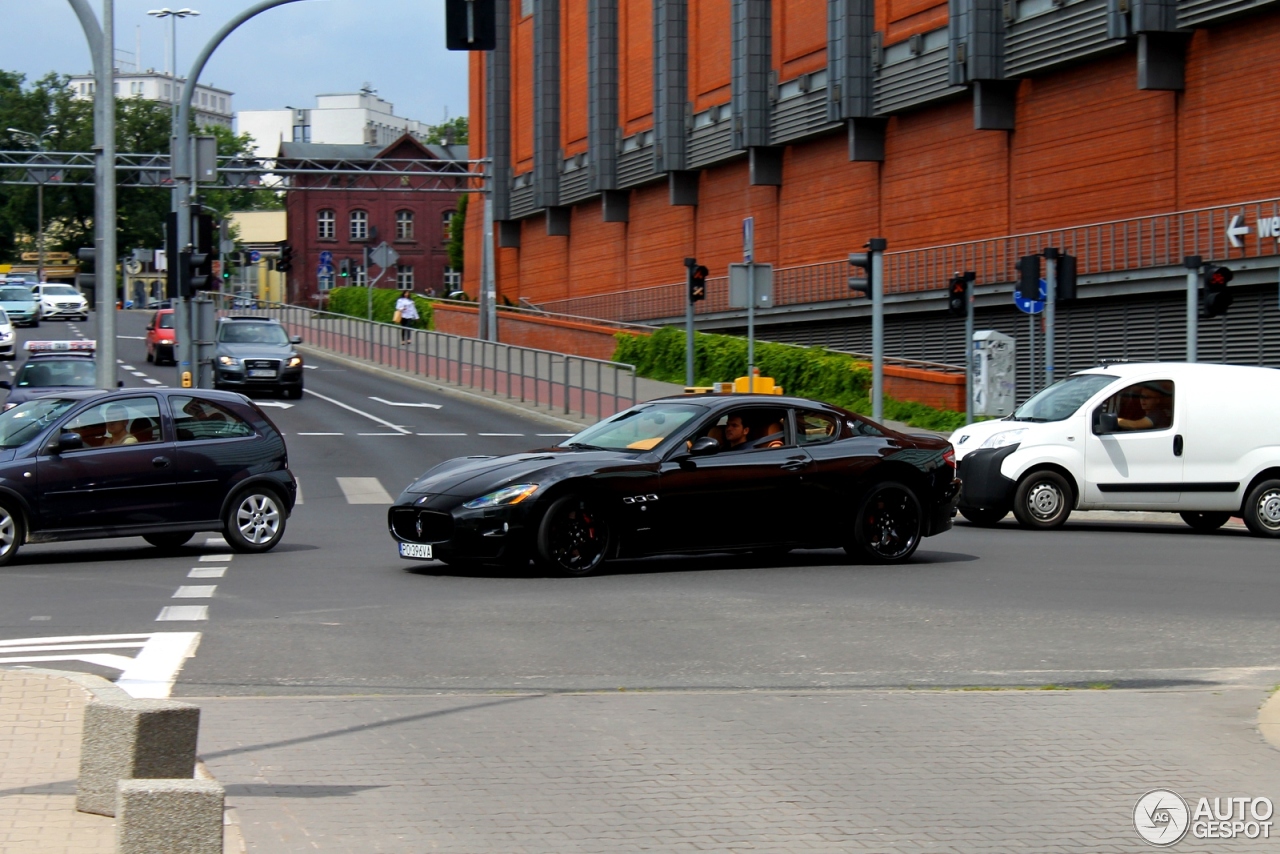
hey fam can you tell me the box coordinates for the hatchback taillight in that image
[943,447,956,469]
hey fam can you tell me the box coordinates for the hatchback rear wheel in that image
[0,501,23,566]
[224,486,286,553]
[847,482,922,563]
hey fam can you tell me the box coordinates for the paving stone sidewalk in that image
[193,686,1280,854]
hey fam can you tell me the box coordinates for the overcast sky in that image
[4,0,470,126]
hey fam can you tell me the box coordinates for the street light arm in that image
[65,0,104,78]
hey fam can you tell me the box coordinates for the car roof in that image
[220,315,279,323]
[1072,362,1280,381]
[25,352,95,361]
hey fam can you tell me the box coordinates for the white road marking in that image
[173,585,216,598]
[121,364,136,371]
[337,476,394,504]
[156,605,208,622]
[198,554,233,562]
[188,566,226,578]
[479,433,525,437]
[297,432,343,436]
[118,335,145,340]
[537,433,575,437]
[256,401,294,409]
[302,364,318,369]
[144,378,163,385]
[304,389,410,434]
[357,432,404,436]
[0,632,200,699]
[29,616,50,621]
[295,478,303,505]
[204,536,228,547]
[369,397,443,409]
[418,433,466,436]
[131,371,147,377]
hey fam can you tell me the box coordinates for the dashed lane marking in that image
[204,536,228,547]
[358,432,404,436]
[173,585,216,598]
[121,364,136,371]
[296,478,303,505]
[303,388,410,434]
[537,433,575,437]
[417,433,466,437]
[337,476,394,504]
[143,378,163,385]
[131,371,147,377]
[479,433,525,437]
[0,632,200,699]
[156,605,208,622]
[297,432,343,436]
[198,554,233,562]
[188,566,226,578]
[369,397,443,409]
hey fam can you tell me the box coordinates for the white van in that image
[949,362,1280,537]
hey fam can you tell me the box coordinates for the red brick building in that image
[280,135,468,306]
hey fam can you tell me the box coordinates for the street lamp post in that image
[148,8,199,213]
[7,126,59,283]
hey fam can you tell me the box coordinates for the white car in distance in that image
[34,283,89,321]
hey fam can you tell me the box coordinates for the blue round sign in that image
[1014,277,1047,314]
[249,250,262,264]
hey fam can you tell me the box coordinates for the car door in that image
[167,395,262,522]
[1082,379,1182,506]
[36,396,178,530]
[655,408,812,552]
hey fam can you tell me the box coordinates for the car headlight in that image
[287,355,303,368]
[217,355,240,367]
[462,483,539,509]
[978,428,1027,450]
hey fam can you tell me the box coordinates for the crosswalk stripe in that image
[156,606,208,622]
[198,554,232,562]
[173,585,216,598]
[337,476,394,504]
[188,566,225,578]
[0,632,200,699]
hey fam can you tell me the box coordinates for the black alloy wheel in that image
[0,501,23,566]
[224,486,287,553]
[959,506,1008,526]
[1179,511,1231,533]
[848,482,923,563]
[143,532,194,550]
[536,494,610,576]
[1242,479,1280,538]
[1012,470,1073,529]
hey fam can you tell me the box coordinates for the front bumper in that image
[387,497,535,563]
[6,310,37,325]
[42,304,87,319]
[215,365,303,389]
[956,445,1020,512]
[0,339,14,359]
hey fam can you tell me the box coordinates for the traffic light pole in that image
[1043,247,1058,389]
[964,279,974,426]
[869,238,886,422]
[1184,255,1201,363]
[683,258,696,387]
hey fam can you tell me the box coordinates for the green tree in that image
[423,116,468,145]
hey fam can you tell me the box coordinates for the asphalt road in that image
[0,311,1278,697]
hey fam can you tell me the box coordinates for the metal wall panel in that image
[654,0,689,172]
[688,119,738,169]
[949,0,1007,84]
[558,165,594,204]
[533,0,561,209]
[588,0,619,192]
[1005,0,1121,79]
[732,0,772,149]
[487,1,513,221]
[509,183,538,219]
[874,37,966,116]
[617,138,660,187]
[771,85,842,144]
[1177,0,1279,27]
[827,0,876,120]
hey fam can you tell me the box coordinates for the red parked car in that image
[145,309,175,365]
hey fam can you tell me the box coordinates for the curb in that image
[296,343,594,431]
[1259,688,1280,752]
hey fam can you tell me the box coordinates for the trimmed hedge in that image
[326,287,434,329]
[613,326,966,432]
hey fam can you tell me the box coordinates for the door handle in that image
[781,459,810,471]
[152,456,171,468]
[1173,435,1184,457]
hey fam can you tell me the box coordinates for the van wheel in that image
[846,482,922,563]
[1179,511,1231,533]
[1012,471,1073,529]
[1242,479,1280,538]
[959,506,1007,526]
[0,501,23,566]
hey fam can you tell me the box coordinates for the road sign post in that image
[1044,247,1058,389]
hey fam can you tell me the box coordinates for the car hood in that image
[0,301,36,310]
[402,448,639,498]
[216,343,295,360]
[949,418,1026,460]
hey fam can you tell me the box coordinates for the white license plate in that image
[398,542,433,560]
[248,369,276,378]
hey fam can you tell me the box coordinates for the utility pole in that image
[868,238,887,422]
[1043,246,1058,389]
[1184,255,1201,363]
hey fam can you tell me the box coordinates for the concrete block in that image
[116,778,224,854]
[77,698,200,816]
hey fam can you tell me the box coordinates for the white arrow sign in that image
[1227,215,1250,248]
[256,401,294,409]
[369,397,442,409]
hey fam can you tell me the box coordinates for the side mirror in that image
[52,432,83,453]
[289,335,303,345]
[689,436,721,457]
[1093,410,1119,435]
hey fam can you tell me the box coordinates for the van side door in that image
[1082,379,1181,506]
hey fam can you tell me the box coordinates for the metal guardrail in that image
[209,296,639,421]
[533,196,1280,323]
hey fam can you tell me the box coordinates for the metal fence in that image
[534,196,1280,323]
[211,297,639,421]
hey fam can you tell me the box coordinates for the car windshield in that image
[44,286,80,297]
[1011,373,1118,422]
[16,358,97,388]
[218,323,288,345]
[560,403,704,451]
[0,397,77,449]
[157,314,175,329]
[0,287,34,302]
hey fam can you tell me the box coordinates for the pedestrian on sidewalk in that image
[394,292,419,345]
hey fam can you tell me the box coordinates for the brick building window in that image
[317,209,335,239]
[350,210,369,240]
[396,265,414,290]
[444,268,461,291]
[396,210,414,239]
[354,264,367,287]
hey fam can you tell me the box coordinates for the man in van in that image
[1117,381,1173,431]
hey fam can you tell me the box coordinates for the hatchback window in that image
[63,398,162,448]
[218,322,288,345]
[0,398,77,449]
[157,314,175,329]
[170,396,255,441]
[1011,373,1117,423]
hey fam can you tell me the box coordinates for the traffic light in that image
[339,258,351,279]
[1201,266,1234,318]
[76,247,96,301]
[1057,253,1077,301]
[445,0,496,50]
[947,273,972,317]
[688,264,708,302]
[276,243,293,273]
[178,250,210,298]
[848,252,872,297]
[1016,254,1040,295]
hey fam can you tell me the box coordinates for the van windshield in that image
[1010,373,1117,422]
